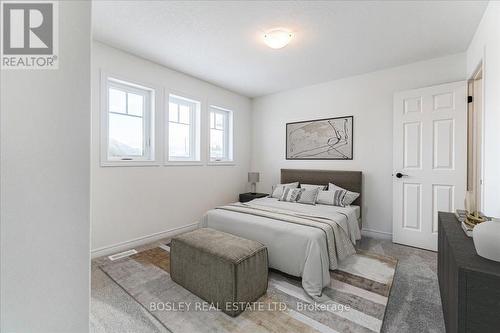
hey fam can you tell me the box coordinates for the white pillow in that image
[328,183,360,206]
[271,182,299,198]
[300,184,326,191]
[316,190,349,207]
[316,190,337,206]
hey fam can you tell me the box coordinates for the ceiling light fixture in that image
[263,29,293,49]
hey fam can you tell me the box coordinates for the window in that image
[104,77,155,163]
[209,106,233,162]
[168,95,201,162]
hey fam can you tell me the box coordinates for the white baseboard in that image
[361,228,392,240]
[92,223,392,258]
[91,222,199,258]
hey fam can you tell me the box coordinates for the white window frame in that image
[166,94,201,164]
[208,105,234,165]
[100,74,157,166]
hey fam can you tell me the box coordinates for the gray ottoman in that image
[170,228,268,317]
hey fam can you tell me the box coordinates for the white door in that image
[393,81,467,251]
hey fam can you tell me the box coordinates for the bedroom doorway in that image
[466,64,484,214]
[392,81,467,251]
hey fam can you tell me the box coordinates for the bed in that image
[200,169,362,297]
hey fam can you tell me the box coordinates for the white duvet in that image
[200,197,361,297]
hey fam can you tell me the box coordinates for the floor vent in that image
[108,249,138,261]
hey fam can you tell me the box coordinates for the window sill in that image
[100,160,160,167]
[164,161,204,167]
[207,161,236,166]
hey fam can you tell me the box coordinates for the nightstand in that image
[239,192,269,203]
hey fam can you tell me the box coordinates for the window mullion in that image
[125,92,129,115]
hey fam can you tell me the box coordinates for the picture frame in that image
[286,116,353,160]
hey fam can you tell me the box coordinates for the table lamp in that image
[248,172,260,194]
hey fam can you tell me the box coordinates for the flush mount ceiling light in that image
[263,29,293,49]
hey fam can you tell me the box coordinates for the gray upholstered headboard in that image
[280,169,362,213]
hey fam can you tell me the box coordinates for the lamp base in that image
[473,221,500,262]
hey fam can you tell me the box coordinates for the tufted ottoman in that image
[170,228,268,317]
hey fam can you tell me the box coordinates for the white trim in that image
[472,59,485,213]
[361,228,392,240]
[159,244,170,252]
[206,162,236,166]
[100,70,160,167]
[208,105,234,163]
[164,161,205,167]
[108,249,138,261]
[100,161,161,167]
[91,222,199,258]
[166,92,202,163]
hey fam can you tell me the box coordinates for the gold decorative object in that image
[465,211,487,228]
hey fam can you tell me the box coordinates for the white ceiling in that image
[92,1,487,97]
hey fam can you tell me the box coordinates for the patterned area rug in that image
[99,245,397,333]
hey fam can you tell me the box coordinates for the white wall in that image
[466,2,500,217]
[251,54,466,237]
[91,42,252,254]
[0,2,91,332]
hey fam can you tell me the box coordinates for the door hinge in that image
[468,96,473,103]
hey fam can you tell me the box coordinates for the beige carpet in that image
[99,245,397,333]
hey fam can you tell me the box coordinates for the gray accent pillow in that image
[297,188,320,205]
[328,183,360,206]
[271,182,299,198]
[279,188,303,202]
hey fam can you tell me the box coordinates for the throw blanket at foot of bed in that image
[217,203,356,270]
[201,200,359,297]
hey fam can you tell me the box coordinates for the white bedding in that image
[200,197,361,297]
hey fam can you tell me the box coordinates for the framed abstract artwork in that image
[286,116,353,160]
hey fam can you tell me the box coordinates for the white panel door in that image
[393,81,467,251]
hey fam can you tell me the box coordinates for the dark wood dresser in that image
[438,212,500,333]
